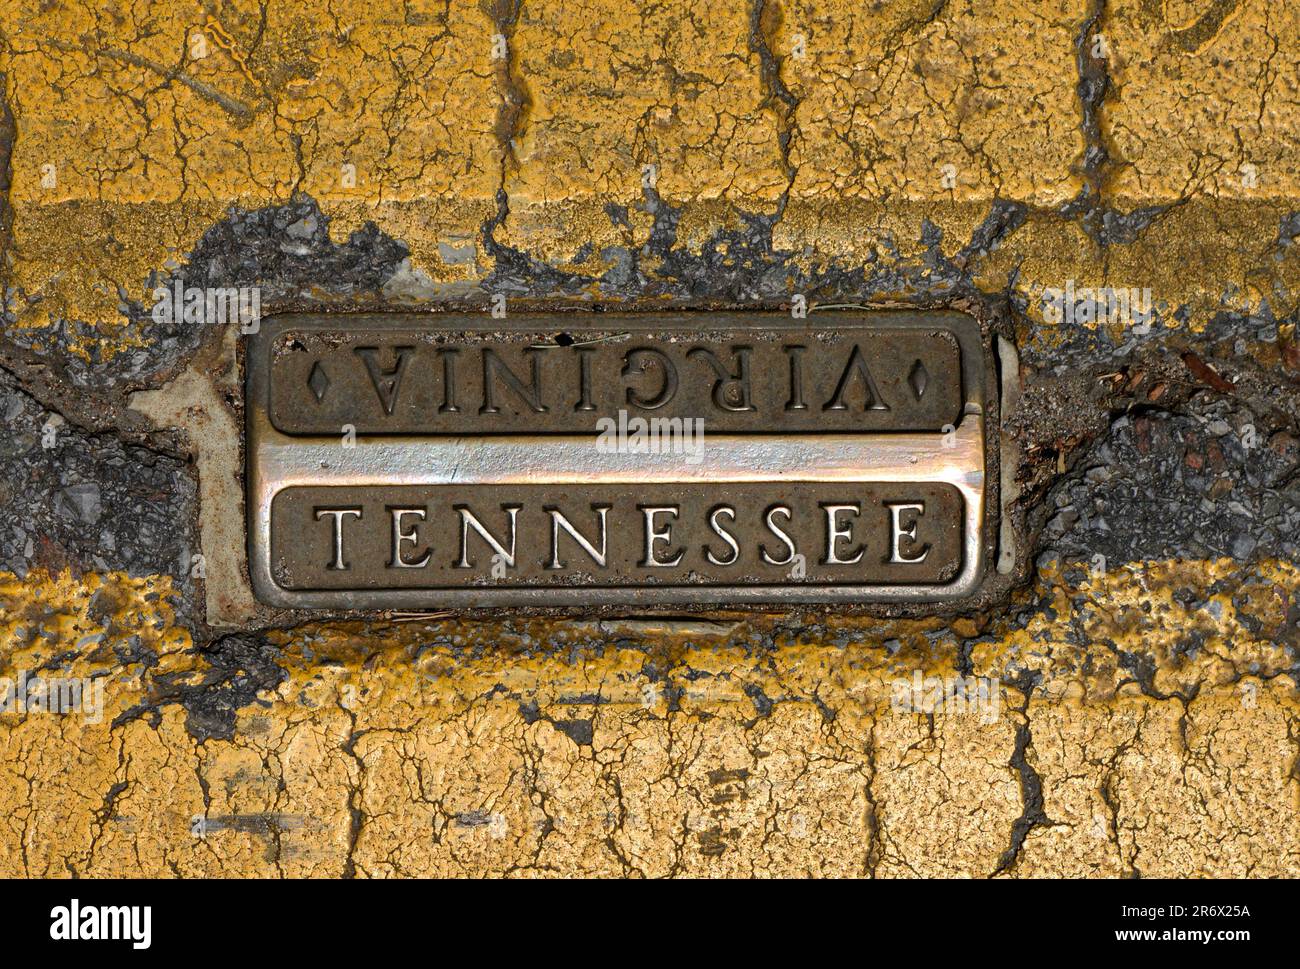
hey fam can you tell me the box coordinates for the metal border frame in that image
[246,311,987,608]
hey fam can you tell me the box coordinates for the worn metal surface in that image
[0,0,1298,877]
[262,313,969,434]
[270,480,966,585]
[248,310,988,607]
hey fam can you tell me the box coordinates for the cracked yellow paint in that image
[497,0,788,265]
[4,0,1296,357]
[975,202,1300,344]
[781,0,1086,206]
[3,0,502,343]
[3,0,1300,879]
[0,560,1296,876]
[1106,0,1300,204]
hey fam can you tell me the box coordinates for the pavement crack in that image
[90,45,256,122]
[339,701,369,879]
[992,670,1056,875]
[748,0,801,216]
[0,69,13,303]
[482,0,532,198]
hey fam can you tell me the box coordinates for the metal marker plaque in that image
[246,312,989,608]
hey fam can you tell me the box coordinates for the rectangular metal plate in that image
[268,324,963,434]
[246,311,988,609]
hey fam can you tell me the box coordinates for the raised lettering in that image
[315,507,362,570]
[481,349,548,415]
[705,505,741,566]
[454,504,520,568]
[354,346,413,415]
[886,502,931,564]
[760,505,797,566]
[547,505,610,569]
[821,503,865,564]
[688,345,755,412]
[388,507,432,568]
[640,505,684,567]
[824,344,890,413]
[623,348,678,410]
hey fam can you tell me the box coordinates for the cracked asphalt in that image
[0,0,1298,877]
